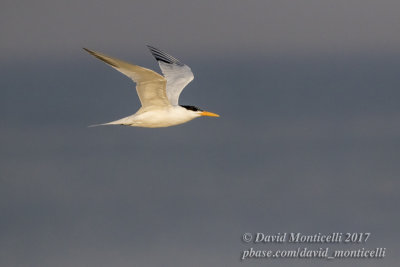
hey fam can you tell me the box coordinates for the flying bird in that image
[84,46,219,128]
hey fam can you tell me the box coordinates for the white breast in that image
[128,106,199,128]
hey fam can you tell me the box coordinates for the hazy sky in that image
[2,0,400,61]
[1,1,400,266]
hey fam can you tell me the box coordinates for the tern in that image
[84,46,219,128]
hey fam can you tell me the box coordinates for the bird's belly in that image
[130,109,194,128]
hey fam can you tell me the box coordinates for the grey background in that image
[1,0,399,266]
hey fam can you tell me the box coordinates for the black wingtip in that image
[146,45,184,66]
[83,47,95,55]
[82,48,119,68]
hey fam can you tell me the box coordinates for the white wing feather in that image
[83,48,170,108]
[147,46,194,106]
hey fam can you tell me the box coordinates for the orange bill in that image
[200,111,220,117]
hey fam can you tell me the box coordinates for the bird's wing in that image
[147,45,194,106]
[83,48,170,108]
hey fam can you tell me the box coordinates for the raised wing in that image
[147,45,194,106]
[83,48,170,108]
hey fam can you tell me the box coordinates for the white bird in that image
[84,46,219,128]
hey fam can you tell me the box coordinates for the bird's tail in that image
[88,123,110,128]
[88,117,132,127]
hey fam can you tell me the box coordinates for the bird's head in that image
[180,105,220,118]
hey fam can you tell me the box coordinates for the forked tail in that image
[88,119,131,127]
[88,122,119,127]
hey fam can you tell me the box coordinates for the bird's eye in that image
[180,105,203,112]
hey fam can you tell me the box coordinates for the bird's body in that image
[84,46,219,128]
[100,105,200,128]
